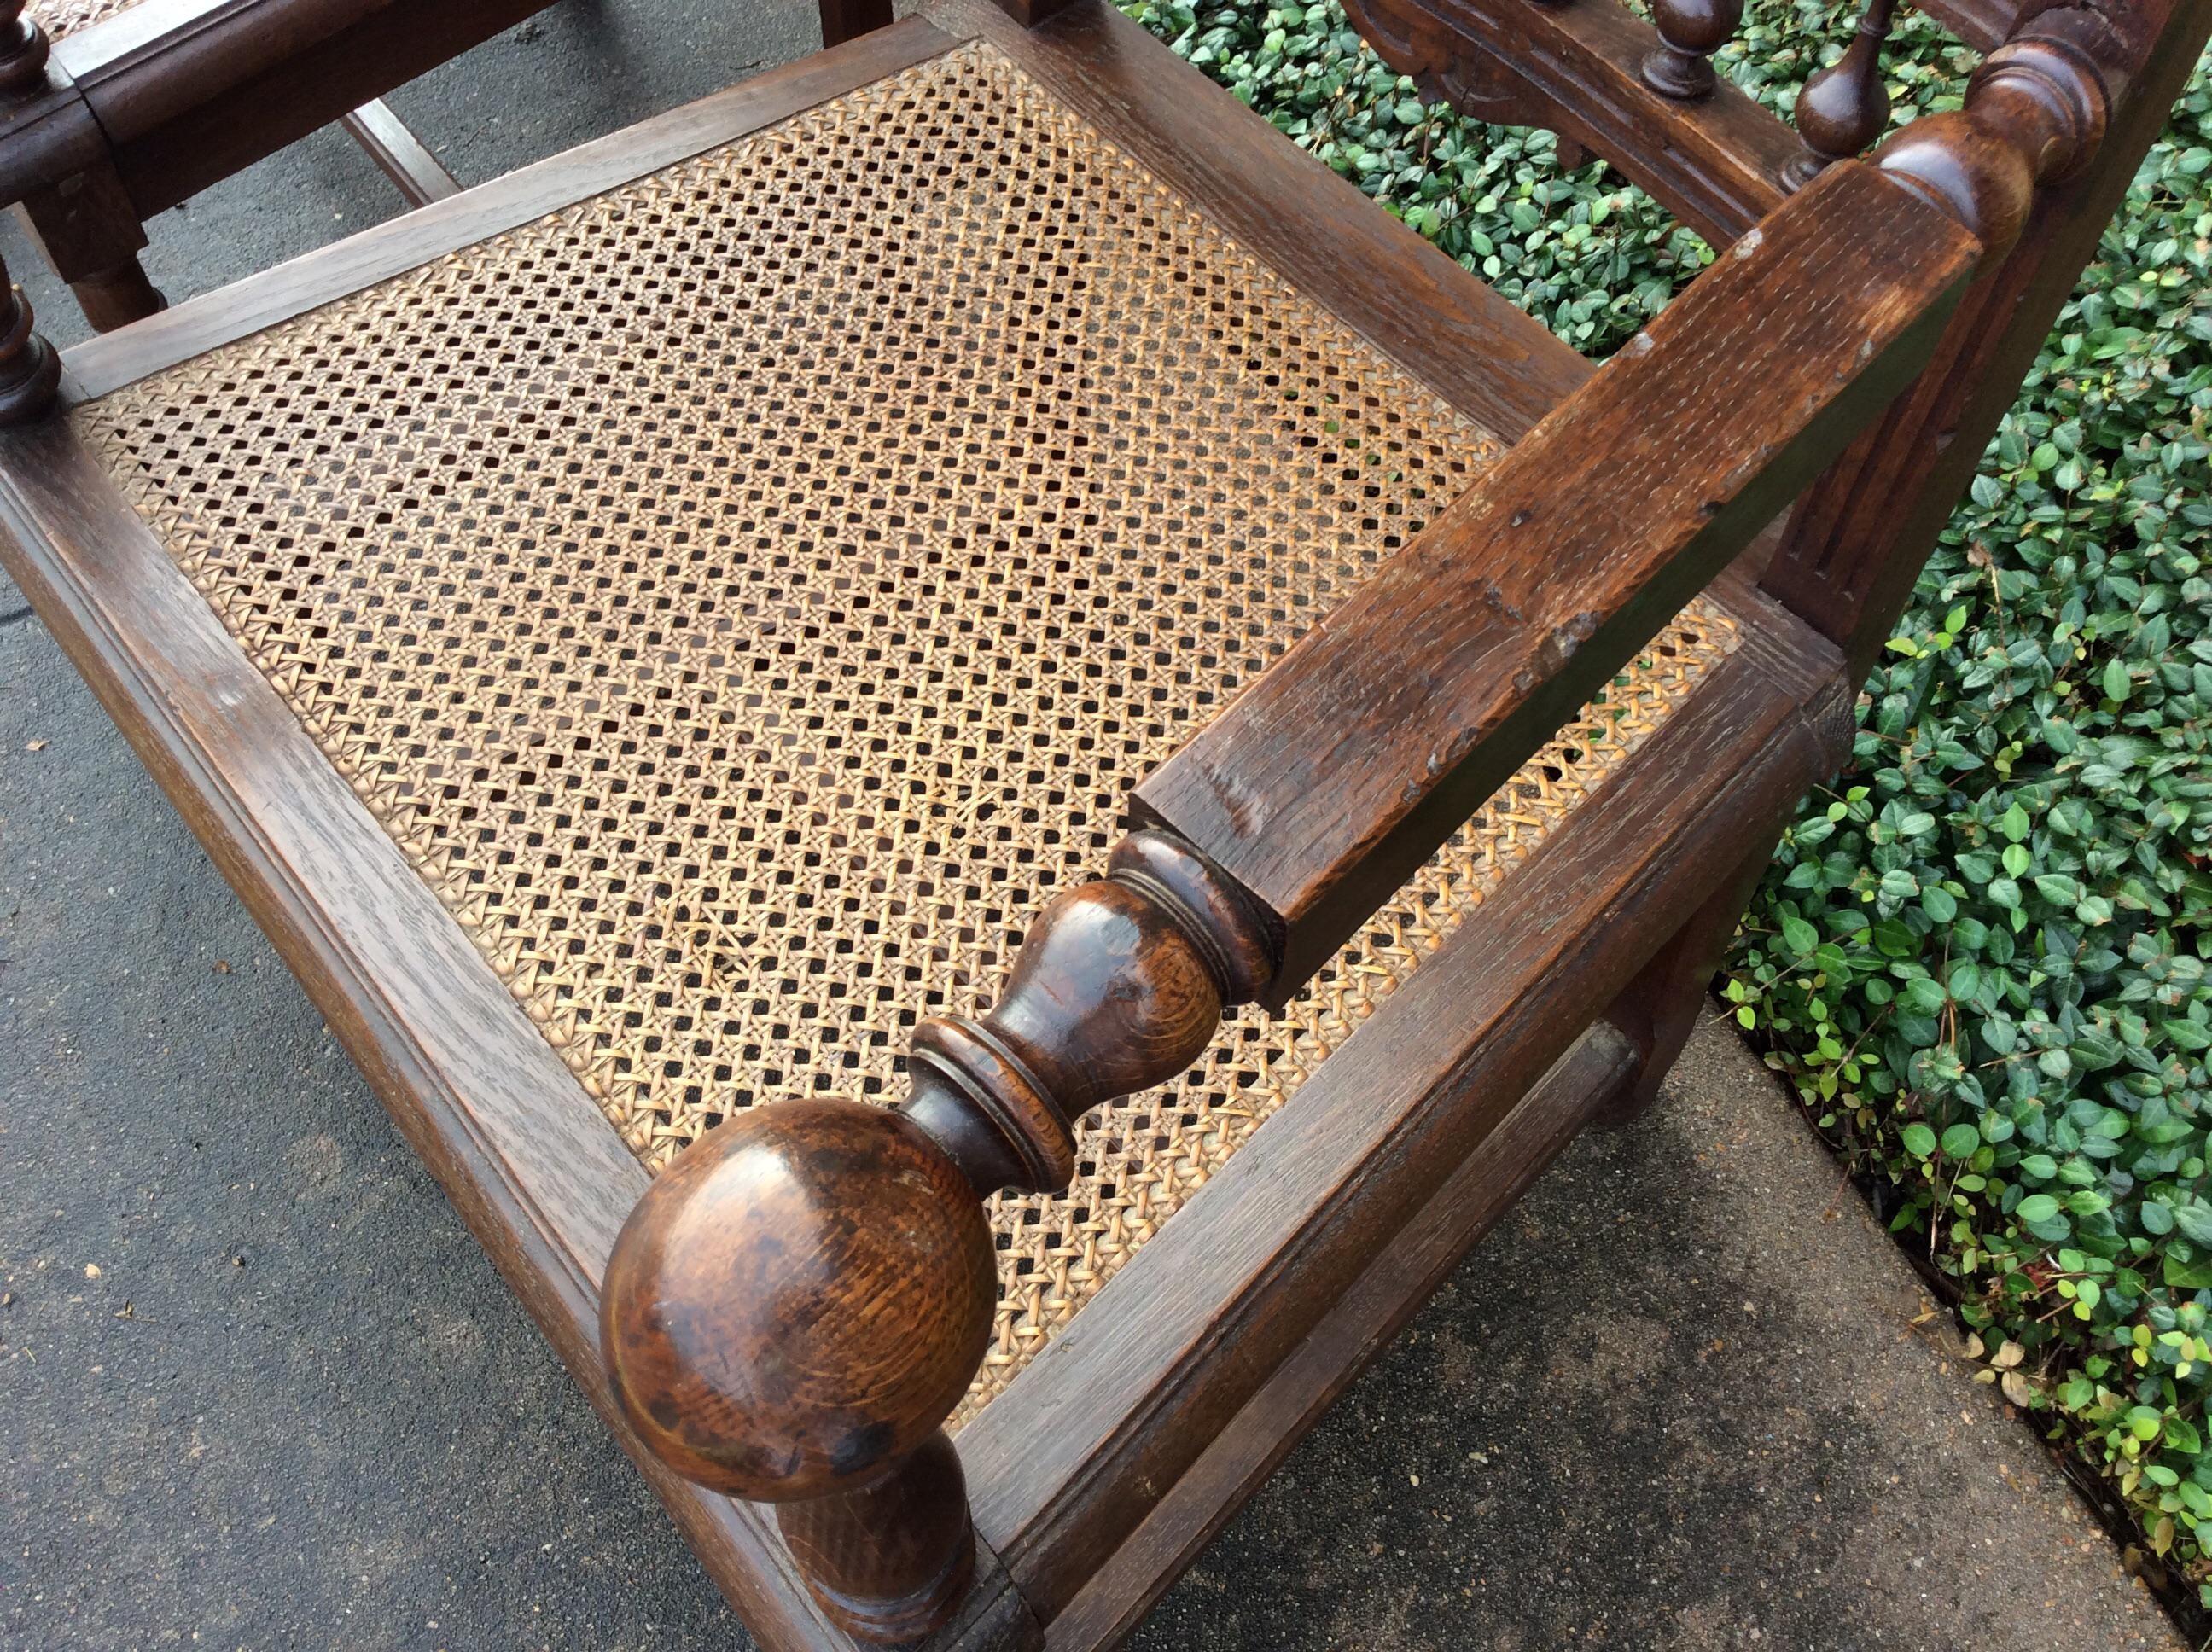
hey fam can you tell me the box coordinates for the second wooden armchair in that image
[0,0,2202,1645]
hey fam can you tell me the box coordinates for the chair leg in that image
[818,0,894,47]
[1591,835,1778,1128]
[13,160,166,334]
[775,1430,978,1644]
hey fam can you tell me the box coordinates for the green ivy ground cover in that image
[1120,0,2212,1603]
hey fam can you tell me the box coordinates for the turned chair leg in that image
[0,244,61,424]
[776,1431,976,1644]
[1592,835,1778,1128]
[15,160,167,334]
[603,829,1276,1643]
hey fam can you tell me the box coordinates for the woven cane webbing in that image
[27,0,140,41]
[75,39,1738,1419]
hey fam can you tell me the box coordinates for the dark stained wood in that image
[339,96,459,206]
[1591,835,1780,1127]
[605,1102,997,1504]
[0,422,848,1652]
[963,601,1856,1619]
[1912,0,2025,51]
[60,13,964,398]
[1051,1022,1640,1652]
[779,1434,979,1644]
[1643,0,1743,99]
[14,154,165,330]
[818,0,896,46]
[0,0,49,95]
[1138,160,1978,997]
[0,242,58,422]
[1874,15,2113,251]
[1336,0,1796,246]
[1761,0,2199,675]
[603,828,1273,1640]
[86,0,556,218]
[1785,0,1898,189]
[987,0,1082,23]
[3,0,2199,1645]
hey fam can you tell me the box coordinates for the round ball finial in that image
[601,1099,995,1503]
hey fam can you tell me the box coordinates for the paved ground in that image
[0,3,2186,1648]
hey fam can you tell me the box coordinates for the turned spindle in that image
[1785,0,1899,190]
[0,0,48,98]
[1642,0,1743,99]
[0,249,61,426]
[602,828,1275,1643]
[1874,7,2117,254]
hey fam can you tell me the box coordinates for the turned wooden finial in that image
[1643,0,1744,99]
[0,0,49,98]
[1875,6,2118,252]
[1785,0,1899,189]
[0,249,61,426]
[602,827,1275,1643]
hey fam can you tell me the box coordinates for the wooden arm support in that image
[602,829,1274,1643]
[597,53,2122,1649]
[0,247,61,425]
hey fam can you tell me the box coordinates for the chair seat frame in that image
[0,0,2203,1647]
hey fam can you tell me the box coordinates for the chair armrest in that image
[1138,158,1979,996]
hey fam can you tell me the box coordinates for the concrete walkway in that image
[0,4,2182,1646]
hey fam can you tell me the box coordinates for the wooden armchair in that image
[0,0,896,330]
[0,0,2201,1645]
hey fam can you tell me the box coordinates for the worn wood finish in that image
[1138,161,1978,996]
[339,96,458,206]
[1785,0,1899,189]
[777,1434,981,1644]
[603,829,1276,1639]
[1762,0,2192,674]
[86,0,554,220]
[964,602,1856,1619]
[1336,0,1797,246]
[13,153,164,329]
[4,0,2197,1645]
[1051,1022,1639,1652]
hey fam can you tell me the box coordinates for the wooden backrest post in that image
[0,248,60,425]
[1785,0,1900,189]
[1760,0,2208,676]
[1644,0,1746,98]
[0,0,49,98]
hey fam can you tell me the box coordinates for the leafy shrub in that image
[1122,0,2212,1602]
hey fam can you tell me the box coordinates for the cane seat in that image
[66,32,1738,1421]
[26,0,143,40]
